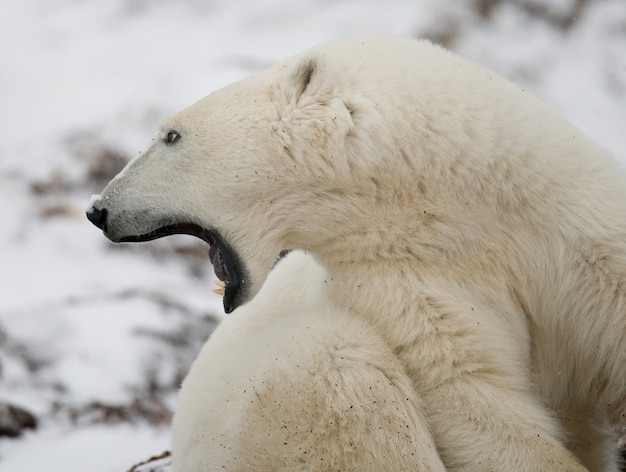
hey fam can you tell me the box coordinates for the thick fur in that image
[172,251,445,471]
[91,37,626,470]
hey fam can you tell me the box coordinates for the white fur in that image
[94,37,626,470]
[172,251,446,471]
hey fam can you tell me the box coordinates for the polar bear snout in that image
[85,199,134,243]
[86,194,252,313]
[86,205,108,232]
[86,200,119,241]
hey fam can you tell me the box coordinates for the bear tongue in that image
[209,244,228,283]
[206,236,244,313]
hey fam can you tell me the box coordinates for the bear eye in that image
[166,130,181,144]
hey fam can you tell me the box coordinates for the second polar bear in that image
[88,37,626,470]
[172,250,445,471]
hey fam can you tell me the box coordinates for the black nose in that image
[86,206,108,230]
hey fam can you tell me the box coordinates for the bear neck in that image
[303,183,516,320]
[298,160,588,335]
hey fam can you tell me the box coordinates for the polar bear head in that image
[87,39,395,311]
[87,37,570,313]
[87,46,362,312]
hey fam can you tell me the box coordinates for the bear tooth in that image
[212,288,225,296]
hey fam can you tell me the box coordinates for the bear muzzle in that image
[86,200,249,314]
[86,205,108,233]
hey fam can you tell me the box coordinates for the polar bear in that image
[87,37,626,471]
[172,250,445,471]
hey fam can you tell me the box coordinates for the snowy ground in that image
[0,0,625,470]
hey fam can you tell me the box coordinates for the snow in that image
[0,0,625,470]
[0,423,170,472]
[86,194,101,212]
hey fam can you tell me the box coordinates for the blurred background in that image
[0,0,625,470]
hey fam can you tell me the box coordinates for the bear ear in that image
[276,54,354,147]
[290,57,318,103]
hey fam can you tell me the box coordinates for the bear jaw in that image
[123,223,248,314]
[86,199,250,313]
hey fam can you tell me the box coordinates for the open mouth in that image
[118,223,246,314]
